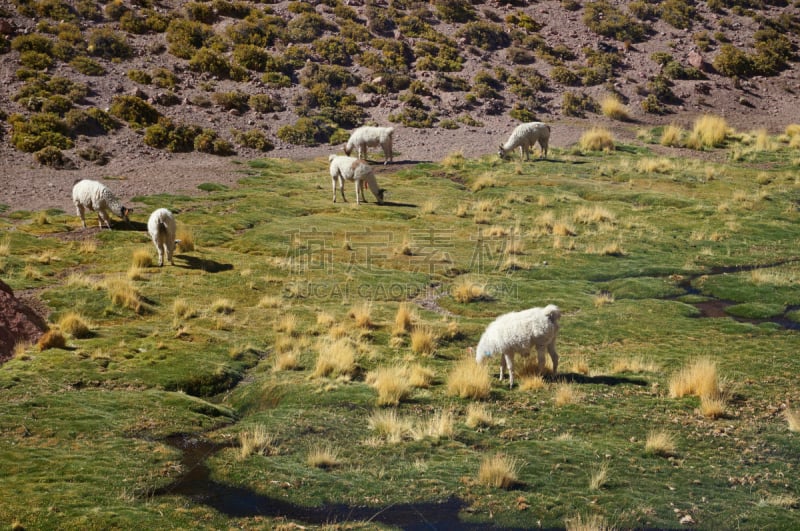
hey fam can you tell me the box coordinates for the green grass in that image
[2,140,800,529]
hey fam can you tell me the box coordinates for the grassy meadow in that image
[2,123,800,529]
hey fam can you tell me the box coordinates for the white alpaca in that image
[474,304,561,388]
[147,208,177,266]
[329,155,385,205]
[344,126,394,165]
[72,179,132,229]
[498,122,550,161]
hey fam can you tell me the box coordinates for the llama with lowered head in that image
[147,208,177,266]
[329,155,385,205]
[344,126,394,165]
[72,179,132,229]
[474,304,561,388]
[498,122,550,161]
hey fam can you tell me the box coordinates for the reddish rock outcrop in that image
[0,280,48,361]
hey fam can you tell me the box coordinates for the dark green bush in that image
[661,0,696,29]
[40,95,72,115]
[550,66,580,86]
[35,0,77,21]
[69,56,105,76]
[433,0,476,23]
[231,129,274,151]
[365,3,395,35]
[431,72,471,92]
[144,9,171,33]
[414,41,464,72]
[261,72,292,88]
[65,107,119,136]
[628,1,660,21]
[151,68,178,89]
[144,119,202,153]
[584,1,647,42]
[194,129,234,155]
[87,28,132,59]
[641,94,664,114]
[13,75,88,106]
[9,112,73,152]
[166,18,215,59]
[34,146,72,168]
[104,0,129,21]
[233,44,270,71]
[562,92,598,117]
[286,12,330,43]
[127,69,152,85]
[11,34,54,55]
[663,61,705,80]
[248,94,283,113]
[505,11,542,32]
[77,145,110,165]
[647,74,678,104]
[388,106,438,128]
[712,44,755,78]
[211,91,249,112]
[313,36,359,66]
[189,47,232,78]
[455,21,510,51]
[109,95,160,128]
[76,0,102,21]
[509,105,538,122]
[277,116,334,146]
[119,11,148,34]
[507,47,536,65]
[300,63,359,90]
[225,17,285,47]
[185,2,217,23]
[212,0,252,19]
[19,51,53,70]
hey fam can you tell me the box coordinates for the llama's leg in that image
[540,139,548,159]
[354,180,361,205]
[98,208,111,229]
[548,341,559,375]
[332,177,337,203]
[167,239,175,265]
[536,344,547,375]
[506,353,515,388]
[76,204,86,228]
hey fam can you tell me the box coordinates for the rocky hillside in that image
[0,0,799,173]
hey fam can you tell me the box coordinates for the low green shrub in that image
[313,36,359,66]
[249,94,283,113]
[225,16,285,47]
[127,70,152,85]
[433,0,476,23]
[231,129,274,151]
[562,91,598,117]
[233,44,270,71]
[276,117,334,146]
[143,119,202,153]
[65,108,119,136]
[11,34,54,55]
[661,0,696,30]
[9,112,73,153]
[212,91,249,112]
[455,21,510,51]
[583,1,647,42]
[509,105,538,122]
[76,145,110,165]
[109,95,160,128]
[34,146,72,168]
[286,12,330,43]
[69,56,105,75]
[166,18,215,59]
[189,47,231,78]
[104,0,128,21]
[19,51,53,70]
[212,0,252,19]
[151,68,178,89]
[87,28,132,59]
[119,11,148,34]
[388,106,438,128]
[40,95,72,115]
[185,2,217,24]
[194,129,234,155]
[550,66,580,86]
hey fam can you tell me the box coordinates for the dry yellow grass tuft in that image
[105,278,145,313]
[408,363,434,388]
[132,247,153,268]
[600,94,630,121]
[471,174,498,192]
[274,314,298,336]
[554,383,581,406]
[447,357,490,399]
[564,513,613,531]
[785,408,800,432]
[307,444,341,469]
[273,351,299,372]
[660,123,685,147]
[172,298,196,319]
[348,301,373,329]
[0,236,10,257]
[58,312,91,339]
[686,114,729,149]
[411,410,454,441]
[368,409,412,443]
[570,356,590,376]
[313,338,357,379]
[238,424,276,460]
[589,462,609,490]
[579,127,615,152]
[211,298,234,315]
[645,430,677,456]
[392,303,416,336]
[410,325,438,355]
[519,374,547,391]
[611,356,659,374]
[700,394,726,419]
[465,403,495,429]
[593,291,614,307]
[420,199,438,215]
[257,295,283,309]
[127,265,147,281]
[478,453,520,489]
[366,365,413,406]
[441,150,465,169]
[752,128,776,151]
[668,357,720,399]
[552,221,576,237]
[785,123,800,138]
[176,224,195,252]
[574,205,615,225]
[451,277,488,303]
[37,329,66,351]
[636,157,675,174]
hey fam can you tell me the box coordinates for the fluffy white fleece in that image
[474,304,561,387]
[498,122,550,161]
[147,208,177,266]
[344,126,394,165]
[72,179,131,229]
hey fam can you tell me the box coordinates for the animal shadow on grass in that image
[175,254,233,273]
[554,373,649,387]
[115,219,147,231]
